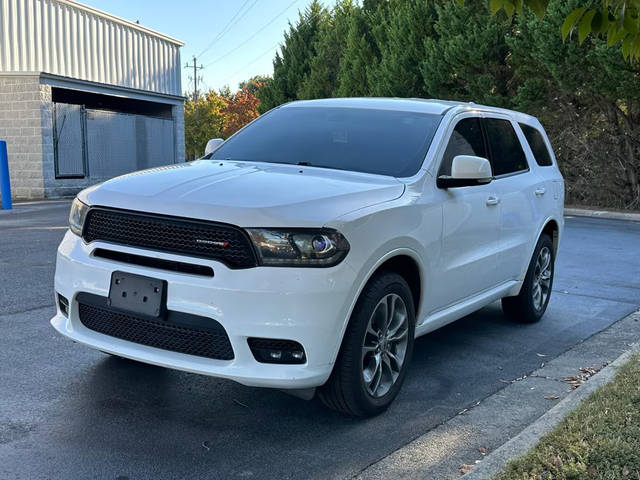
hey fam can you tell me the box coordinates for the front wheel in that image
[502,233,555,323]
[319,271,415,416]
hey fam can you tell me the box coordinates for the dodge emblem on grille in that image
[196,239,229,247]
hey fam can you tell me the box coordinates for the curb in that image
[463,324,640,479]
[564,207,640,222]
[355,309,640,480]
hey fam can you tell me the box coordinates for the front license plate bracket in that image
[108,271,166,318]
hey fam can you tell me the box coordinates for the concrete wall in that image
[0,75,46,199]
[173,103,185,164]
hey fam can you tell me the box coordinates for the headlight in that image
[69,198,89,237]
[246,228,349,267]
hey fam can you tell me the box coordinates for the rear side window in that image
[439,117,486,176]
[483,118,528,176]
[519,123,553,166]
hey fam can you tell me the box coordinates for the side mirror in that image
[437,155,493,189]
[204,138,224,156]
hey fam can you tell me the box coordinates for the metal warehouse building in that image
[0,0,184,200]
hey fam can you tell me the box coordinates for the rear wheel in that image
[319,271,415,416]
[502,233,554,323]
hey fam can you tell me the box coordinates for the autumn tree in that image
[184,85,261,158]
[222,87,261,138]
[184,91,227,160]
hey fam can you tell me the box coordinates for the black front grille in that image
[83,208,257,269]
[78,297,234,360]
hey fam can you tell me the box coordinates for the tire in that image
[502,233,555,323]
[319,271,416,416]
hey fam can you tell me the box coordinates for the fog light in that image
[269,350,282,360]
[247,338,306,364]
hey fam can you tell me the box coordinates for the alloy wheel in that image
[361,293,409,398]
[532,246,552,311]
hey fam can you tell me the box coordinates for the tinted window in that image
[519,123,553,166]
[439,117,486,176]
[484,118,528,176]
[209,107,442,177]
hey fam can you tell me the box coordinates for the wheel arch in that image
[541,218,560,256]
[329,248,424,366]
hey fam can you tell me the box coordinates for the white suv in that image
[52,98,564,416]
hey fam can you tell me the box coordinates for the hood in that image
[81,160,405,227]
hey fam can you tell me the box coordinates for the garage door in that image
[53,103,176,180]
[85,109,176,178]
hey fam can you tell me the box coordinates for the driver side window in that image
[439,117,486,176]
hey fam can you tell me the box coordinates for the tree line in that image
[251,0,640,210]
[184,0,640,209]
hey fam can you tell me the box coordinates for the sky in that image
[80,0,333,96]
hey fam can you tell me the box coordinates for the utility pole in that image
[184,56,204,102]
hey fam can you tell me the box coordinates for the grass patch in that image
[495,353,640,480]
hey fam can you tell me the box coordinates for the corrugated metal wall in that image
[0,0,183,96]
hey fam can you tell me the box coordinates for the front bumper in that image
[51,231,359,389]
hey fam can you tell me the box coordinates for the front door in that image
[431,116,502,311]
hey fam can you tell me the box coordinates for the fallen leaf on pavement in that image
[499,379,511,384]
[536,353,547,357]
[563,364,608,389]
[479,446,488,455]
[459,464,474,474]
[544,395,560,400]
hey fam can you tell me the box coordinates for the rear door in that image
[482,115,541,283]
[518,122,564,216]
[431,115,502,311]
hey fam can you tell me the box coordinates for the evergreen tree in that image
[368,0,436,97]
[421,0,513,107]
[257,1,328,111]
[336,0,385,96]
[510,0,640,208]
[299,0,356,99]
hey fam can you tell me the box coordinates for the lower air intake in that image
[78,299,234,361]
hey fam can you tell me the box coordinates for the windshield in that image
[208,106,442,177]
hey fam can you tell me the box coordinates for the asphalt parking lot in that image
[1,202,639,480]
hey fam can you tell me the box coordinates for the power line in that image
[203,0,302,68]
[220,41,281,87]
[196,0,256,59]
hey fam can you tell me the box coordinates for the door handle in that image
[486,196,500,206]
[535,187,546,197]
